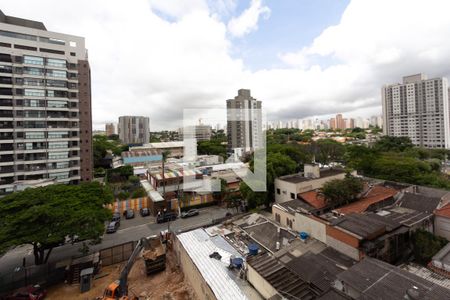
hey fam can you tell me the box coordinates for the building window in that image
[290,193,295,199]
[46,58,66,68]
[276,188,280,195]
[23,55,44,65]
[275,213,280,223]
[24,89,45,97]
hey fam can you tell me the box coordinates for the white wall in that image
[247,264,278,299]
[435,215,450,240]
[272,205,295,229]
[275,172,348,203]
[294,213,327,244]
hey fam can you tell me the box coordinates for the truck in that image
[142,235,166,275]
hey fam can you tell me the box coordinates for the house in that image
[326,213,409,263]
[334,257,450,299]
[275,164,349,203]
[121,149,162,167]
[435,203,450,240]
[333,185,398,215]
[430,243,450,278]
[175,228,262,300]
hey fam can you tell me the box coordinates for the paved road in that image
[0,206,232,276]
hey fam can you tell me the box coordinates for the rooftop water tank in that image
[299,232,309,241]
[232,257,244,269]
[248,243,259,256]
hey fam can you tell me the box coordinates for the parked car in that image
[124,209,135,219]
[112,211,121,223]
[140,207,150,217]
[156,212,177,223]
[181,209,200,219]
[106,221,120,233]
[5,285,47,300]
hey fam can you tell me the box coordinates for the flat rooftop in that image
[274,199,315,215]
[279,168,345,184]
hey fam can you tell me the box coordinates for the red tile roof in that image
[298,191,327,209]
[334,185,398,215]
[435,203,450,218]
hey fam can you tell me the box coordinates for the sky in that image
[1,0,450,130]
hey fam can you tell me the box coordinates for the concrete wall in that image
[272,205,295,229]
[435,215,450,240]
[247,264,278,299]
[274,179,297,203]
[294,213,327,243]
[174,236,215,300]
[275,172,348,203]
[326,235,360,261]
[326,226,361,261]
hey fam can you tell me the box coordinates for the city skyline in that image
[1,1,450,130]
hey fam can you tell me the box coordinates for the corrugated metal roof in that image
[177,228,251,300]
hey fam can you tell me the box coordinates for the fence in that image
[0,241,136,295]
[106,197,149,212]
[99,241,136,267]
[0,263,65,295]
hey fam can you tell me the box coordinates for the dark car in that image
[140,207,150,217]
[181,209,200,219]
[124,209,135,219]
[112,211,121,223]
[156,212,177,223]
[6,285,47,300]
[106,221,119,233]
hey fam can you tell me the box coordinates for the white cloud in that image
[1,0,450,130]
[227,0,270,38]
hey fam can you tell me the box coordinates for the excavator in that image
[100,237,151,300]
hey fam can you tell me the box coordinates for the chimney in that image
[304,164,320,179]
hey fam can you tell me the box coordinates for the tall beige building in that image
[118,116,149,145]
[105,122,115,136]
[226,89,262,154]
[382,74,450,148]
[0,10,93,195]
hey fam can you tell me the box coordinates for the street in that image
[0,206,232,277]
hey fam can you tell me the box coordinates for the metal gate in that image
[99,241,136,266]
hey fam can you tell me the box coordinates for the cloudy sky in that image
[2,0,450,130]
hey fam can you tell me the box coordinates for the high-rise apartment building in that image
[178,124,212,142]
[105,122,115,136]
[226,89,262,154]
[118,116,149,145]
[382,74,450,148]
[0,11,93,194]
[336,113,345,130]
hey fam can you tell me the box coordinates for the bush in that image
[412,229,448,264]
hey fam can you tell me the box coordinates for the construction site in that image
[45,234,197,300]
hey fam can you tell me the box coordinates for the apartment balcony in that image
[0,166,14,174]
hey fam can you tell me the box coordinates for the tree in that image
[240,182,268,210]
[321,176,364,207]
[131,187,146,198]
[0,182,113,265]
[374,136,414,152]
[313,139,345,166]
[412,229,447,264]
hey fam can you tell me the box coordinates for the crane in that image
[100,237,150,300]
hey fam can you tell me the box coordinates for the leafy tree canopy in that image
[321,176,364,207]
[412,229,447,264]
[0,182,113,264]
[374,136,414,152]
